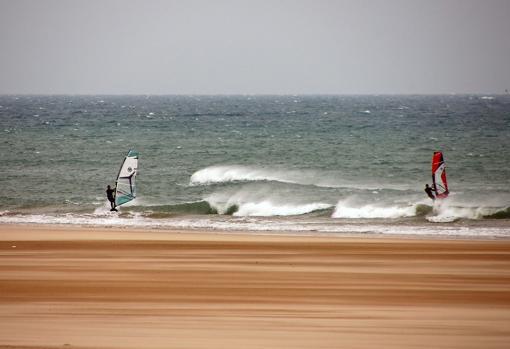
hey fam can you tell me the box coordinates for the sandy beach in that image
[1,224,510,349]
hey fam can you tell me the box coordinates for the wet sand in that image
[1,224,510,349]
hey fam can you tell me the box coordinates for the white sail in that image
[115,150,138,207]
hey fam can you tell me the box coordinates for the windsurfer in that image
[106,185,117,211]
[424,184,435,200]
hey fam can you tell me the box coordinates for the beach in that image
[1,224,509,348]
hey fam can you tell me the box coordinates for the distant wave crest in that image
[189,165,409,190]
[190,165,303,186]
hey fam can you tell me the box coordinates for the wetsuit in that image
[106,187,116,210]
[425,186,435,200]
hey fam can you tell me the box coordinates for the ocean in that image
[1,95,509,238]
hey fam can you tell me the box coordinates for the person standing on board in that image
[106,185,117,211]
[424,184,435,200]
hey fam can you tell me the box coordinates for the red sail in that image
[432,151,449,198]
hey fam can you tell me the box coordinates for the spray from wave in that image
[224,200,331,217]
[332,199,421,219]
[204,185,332,217]
[426,199,510,223]
[190,165,302,185]
[189,165,410,190]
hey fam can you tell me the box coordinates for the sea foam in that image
[205,187,332,217]
[231,201,331,217]
[426,200,508,222]
[190,165,409,190]
[190,165,303,186]
[332,200,417,219]
[1,213,509,238]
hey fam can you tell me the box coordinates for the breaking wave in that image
[1,201,509,238]
[189,165,328,187]
[201,182,334,217]
[484,207,510,219]
[91,198,333,218]
[426,203,510,222]
[214,200,331,217]
[107,201,510,221]
[129,201,218,217]
[331,199,510,221]
[189,165,410,190]
[332,200,420,219]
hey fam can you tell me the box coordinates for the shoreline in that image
[1,223,510,348]
[1,220,510,241]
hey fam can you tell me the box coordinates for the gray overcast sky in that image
[1,0,509,94]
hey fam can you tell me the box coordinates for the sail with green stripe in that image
[114,150,138,207]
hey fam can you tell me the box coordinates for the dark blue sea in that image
[1,95,509,237]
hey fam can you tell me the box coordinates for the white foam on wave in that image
[205,188,332,217]
[427,215,457,223]
[190,165,302,186]
[1,213,509,238]
[190,165,410,190]
[0,212,137,226]
[426,199,505,223]
[93,198,141,215]
[233,201,331,217]
[94,203,114,216]
[332,199,417,219]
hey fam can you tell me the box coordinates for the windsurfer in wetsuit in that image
[106,185,117,211]
[424,184,435,200]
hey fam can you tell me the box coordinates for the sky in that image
[0,0,509,95]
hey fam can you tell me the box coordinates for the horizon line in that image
[0,92,508,97]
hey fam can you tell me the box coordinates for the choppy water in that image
[1,95,509,237]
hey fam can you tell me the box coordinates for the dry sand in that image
[1,224,510,349]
